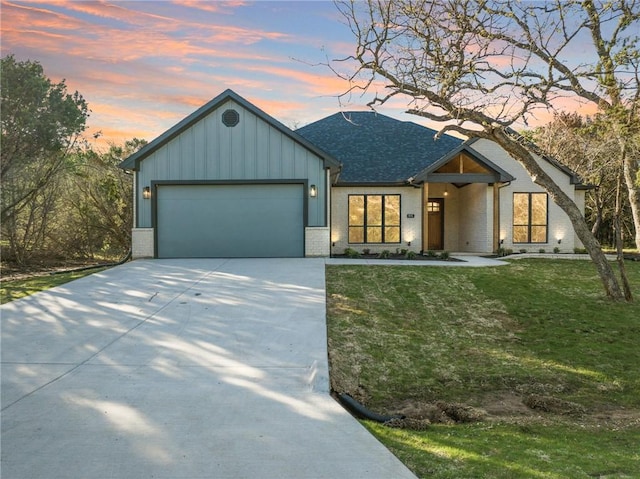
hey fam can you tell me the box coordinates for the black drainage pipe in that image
[337,393,406,423]
[49,250,132,276]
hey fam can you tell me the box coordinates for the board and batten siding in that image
[136,99,327,229]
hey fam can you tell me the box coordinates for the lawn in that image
[0,267,108,304]
[326,259,640,479]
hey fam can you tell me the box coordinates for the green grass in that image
[326,259,640,479]
[363,421,640,479]
[0,268,107,304]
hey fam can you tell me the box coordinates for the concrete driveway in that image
[1,259,417,479]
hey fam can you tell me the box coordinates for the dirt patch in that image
[391,399,486,426]
[380,393,640,430]
[523,394,586,417]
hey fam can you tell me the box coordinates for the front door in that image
[427,198,444,250]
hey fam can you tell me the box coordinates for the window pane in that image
[384,196,400,225]
[349,196,364,226]
[531,226,547,243]
[367,196,382,226]
[367,226,382,243]
[513,226,529,243]
[531,194,547,225]
[349,227,364,243]
[513,193,529,225]
[384,227,400,243]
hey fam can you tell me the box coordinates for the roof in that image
[296,111,463,184]
[504,128,585,186]
[119,89,341,172]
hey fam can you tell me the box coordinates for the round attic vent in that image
[222,109,240,127]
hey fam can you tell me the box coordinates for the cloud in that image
[172,0,249,14]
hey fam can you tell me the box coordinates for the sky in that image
[1,0,601,149]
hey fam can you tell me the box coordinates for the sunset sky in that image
[2,0,601,149]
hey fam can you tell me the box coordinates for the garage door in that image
[156,184,304,258]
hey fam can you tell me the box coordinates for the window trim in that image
[513,192,548,244]
[348,194,401,244]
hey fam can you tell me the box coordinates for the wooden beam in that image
[493,183,500,252]
[422,183,429,253]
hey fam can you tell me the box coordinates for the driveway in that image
[1,258,417,479]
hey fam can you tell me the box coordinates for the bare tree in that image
[333,0,639,300]
[531,112,635,245]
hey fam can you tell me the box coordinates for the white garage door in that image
[156,184,304,258]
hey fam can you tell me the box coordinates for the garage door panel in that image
[157,184,304,258]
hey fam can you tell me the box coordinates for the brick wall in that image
[132,228,154,258]
[305,227,330,257]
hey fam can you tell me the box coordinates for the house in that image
[120,90,586,259]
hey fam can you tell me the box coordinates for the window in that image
[513,193,548,243]
[348,194,400,243]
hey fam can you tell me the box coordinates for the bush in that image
[574,247,588,254]
[539,248,546,253]
[405,250,417,260]
[519,248,528,254]
[426,250,438,257]
[553,247,561,254]
[344,247,360,258]
[439,251,450,260]
[378,250,391,259]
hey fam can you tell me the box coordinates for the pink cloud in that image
[172,0,250,15]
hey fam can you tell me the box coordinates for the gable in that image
[120,89,339,173]
[414,142,516,184]
[125,90,339,231]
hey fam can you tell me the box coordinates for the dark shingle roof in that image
[296,111,463,183]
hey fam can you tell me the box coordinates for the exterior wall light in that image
[143,186,151,199]
[557,238,562,244]
[309,184,317,198]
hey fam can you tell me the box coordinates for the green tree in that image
[1,55,88,263]
[333,0,639,300]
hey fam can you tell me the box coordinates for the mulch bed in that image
[331,253,464,262]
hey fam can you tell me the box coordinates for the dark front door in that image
[427,198,444,250]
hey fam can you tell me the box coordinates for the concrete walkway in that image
[1,259,418,479]
[326,254,508,267]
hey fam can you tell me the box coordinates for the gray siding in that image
[137,99,326,228]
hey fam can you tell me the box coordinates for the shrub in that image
[539,248,546,254]
[439,251,450,260]
[378,250,391,259]
[519,248,528,254]
[574,247,588,254]
[426,250,438,257]
[405,250,417,260]
[344,247,360,258]
[362,248,370,255]
[553,247,561,254]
